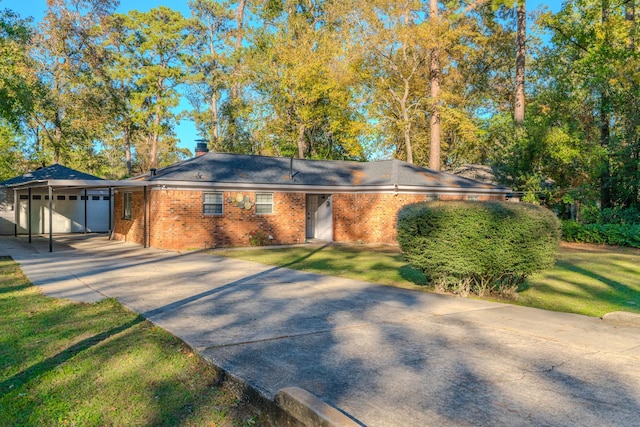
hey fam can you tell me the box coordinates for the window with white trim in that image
[255,193,273,214]
[123,192,132,220]
[203,192,223,215]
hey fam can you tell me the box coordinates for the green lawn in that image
[213,243,640,317]
[518,243,640,316]
[0,257,262,427]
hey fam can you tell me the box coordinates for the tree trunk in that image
[514,1,526,126]
[211,92,219,150]
[600,94,612,209]
[429,0,441,171]
[401,78,413,164]
[150,105,161,169]
[626,1,636,50]
[124,125,132,176]
[296,125,306,158]
[231,0,246,100]
[53,109,62,164]
[626,2,639,207]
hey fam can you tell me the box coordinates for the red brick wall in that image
[113,189,306,251]
[332,193,505,245]
[113,190,146,244]
[333,194,422,244]
[113,188,505,250]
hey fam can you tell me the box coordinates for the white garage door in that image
[17,191,111,233]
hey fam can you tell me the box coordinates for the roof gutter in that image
[138,180,511,195]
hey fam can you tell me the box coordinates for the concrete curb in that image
[275,387,363,427]
[198,352,362,427]
[602,311,640,328]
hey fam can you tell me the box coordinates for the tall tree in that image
[429,0,442,169]
[538,0,640,209]
[119,7,194,169]
[187,0,234,152]
[248,0,365,159]
[27,0,117,170]
[514,0,526,127]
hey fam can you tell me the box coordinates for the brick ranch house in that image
[112,149,511,251]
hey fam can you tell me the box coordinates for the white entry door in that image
[306,194,333,241]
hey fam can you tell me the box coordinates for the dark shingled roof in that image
[145,152,506,190]
[0,164,103,186]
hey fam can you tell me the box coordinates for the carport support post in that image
[108,187,112,237]
[84,189,88,234]
[28,187,32,243]
[13,189,17,237]
[48,185,53,252]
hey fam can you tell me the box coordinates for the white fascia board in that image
[147,180,511,195]
[8,179,123,189]
[6,180,49,189]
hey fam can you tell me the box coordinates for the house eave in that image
[7,178,511,196]
[123,179,510,195]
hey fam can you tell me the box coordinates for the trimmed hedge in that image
[397,201,561,296]
[562,220,640,248]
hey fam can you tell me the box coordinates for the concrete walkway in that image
[2,235,640,426]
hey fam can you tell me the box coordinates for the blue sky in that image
[1,0,564,152]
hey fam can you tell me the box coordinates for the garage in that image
[0,164,112,235]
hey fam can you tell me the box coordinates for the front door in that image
[305,194,333,241]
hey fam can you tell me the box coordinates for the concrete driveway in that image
[2,235,640,426]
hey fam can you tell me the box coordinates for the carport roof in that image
[0,164,103,186]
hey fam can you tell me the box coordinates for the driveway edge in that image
[602,311,640,328]
[199,353,361,426]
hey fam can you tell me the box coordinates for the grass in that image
[213,243,640,318]
[0,257,263,427]
[517,243,640,316]
[214,244,427,290]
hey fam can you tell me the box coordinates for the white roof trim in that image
[8,178,511,195]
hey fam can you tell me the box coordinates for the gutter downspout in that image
[108,187,112,239]
[13,189,17,237]
[143,186,147,248]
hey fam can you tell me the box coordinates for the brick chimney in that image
[195,141,209,157]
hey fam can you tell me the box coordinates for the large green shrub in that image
[397,201,561,297]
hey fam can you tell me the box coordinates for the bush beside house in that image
[397,201,561,297]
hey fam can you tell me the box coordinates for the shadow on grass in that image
[399,265,428,286]
[282,244,331,268]
[0,316,144,395]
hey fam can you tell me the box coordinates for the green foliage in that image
[578,205,640,225]
[397,201,561,296]
[248,229,271,246]
[561,220,640,248]
[0,120,26,180]
[0,9,34,128]
[536,0,640,209]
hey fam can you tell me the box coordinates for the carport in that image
[7,179,145,252]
